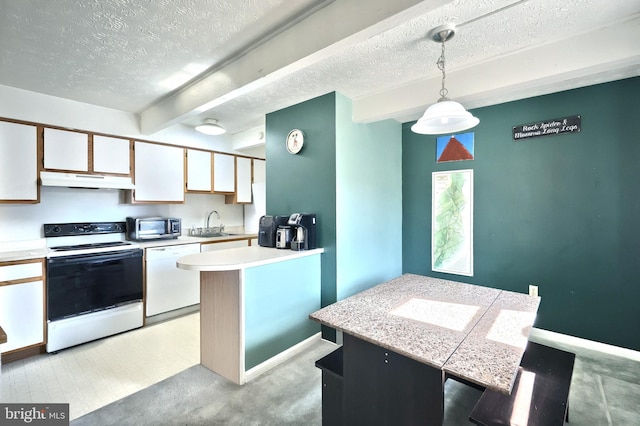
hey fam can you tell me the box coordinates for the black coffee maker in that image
[258,215,289,247]
[287,213,317,251]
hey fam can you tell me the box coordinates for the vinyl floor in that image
[1,311,639,425]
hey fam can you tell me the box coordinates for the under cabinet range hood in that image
[40,171,135,190]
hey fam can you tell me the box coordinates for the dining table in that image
[309,273,541,425]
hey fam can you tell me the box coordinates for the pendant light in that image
[411,24,479,135]
[195,118,226,135]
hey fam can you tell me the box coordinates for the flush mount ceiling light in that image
[195,118,226,135]
[411,24,479,135]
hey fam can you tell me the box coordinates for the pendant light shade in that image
[196,118,226,135]
[411,100,479,135]
[412,24,479,135]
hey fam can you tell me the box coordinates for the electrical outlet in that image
[529,285,539,297]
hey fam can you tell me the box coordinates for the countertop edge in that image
[136,234,257,248]
[0,234,258,261]
[177,246,324,271]
[0,249,49,262]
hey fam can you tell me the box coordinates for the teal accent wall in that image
[244,255,321,370]
[266,93,337,313]
[266,92,403,341]
[402,77,640,351]
[335,93,402,299]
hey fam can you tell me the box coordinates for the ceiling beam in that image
[139,0,453,134]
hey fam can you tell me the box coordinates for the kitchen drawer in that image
[0,261,43,282]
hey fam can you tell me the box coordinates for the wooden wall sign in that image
[513,115,581,140]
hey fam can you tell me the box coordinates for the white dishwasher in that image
[145,243,200,317]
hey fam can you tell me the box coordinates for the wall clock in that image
[286,129,304,154]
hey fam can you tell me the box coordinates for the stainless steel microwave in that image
[126,217,181,241]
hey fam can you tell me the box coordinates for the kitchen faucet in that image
[205,210,224,231]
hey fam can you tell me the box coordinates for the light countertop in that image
[135,233,256,249]
[310,273,540,394]
[177,245,324,272]
[0,239,49,262]
[0,234,257,262]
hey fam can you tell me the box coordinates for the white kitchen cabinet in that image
[93,135,131,175]
[43,128,89,171]
[225,156,253,204]
[133,141,185,202]
[253,158,265,183]
[0,260,45,353]
[145,244,200,317]
[0,121,38,202]
[200,240,250,252]
[213,153,235,193]
[235,157,253,203]
[186,149,213,192]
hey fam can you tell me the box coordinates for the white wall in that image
[0,187,161,241]
[0,188,243,243]
[170,193,244,232]
[232,125,266,155]
[0,83,249,153]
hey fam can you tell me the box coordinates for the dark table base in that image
[317,334,445,426]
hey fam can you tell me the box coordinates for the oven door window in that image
[47,249,143,321]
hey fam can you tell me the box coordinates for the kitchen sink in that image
[188,231,241,238]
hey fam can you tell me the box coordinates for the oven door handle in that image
[48,249,142,265]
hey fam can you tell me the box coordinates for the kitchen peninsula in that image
[177,245,324,385]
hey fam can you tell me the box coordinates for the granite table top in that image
[309,273,540,394]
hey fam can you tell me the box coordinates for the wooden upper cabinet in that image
[93,135,131,175]
[0,121,38,203]
[43,128,89,172]
[186,149,213,192]
[213,153,235,193]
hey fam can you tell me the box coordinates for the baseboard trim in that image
[145,304,200,326]
[530,327,640,362]
[244,332,321,383]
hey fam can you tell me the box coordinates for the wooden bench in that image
[469,341,575,426]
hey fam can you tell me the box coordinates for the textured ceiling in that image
[1,0,639,135]
[0,0,328,112]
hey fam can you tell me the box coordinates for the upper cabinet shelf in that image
[213,153,236,194]
[43,128,89,172]
[186,150,264,205]
[93,135,132,175]
[186,149,213,192]
[132,141,184,203]
[42,128,132,176]
[225,156,252,204]
[0,116,263,205]
[0,121,38,203]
